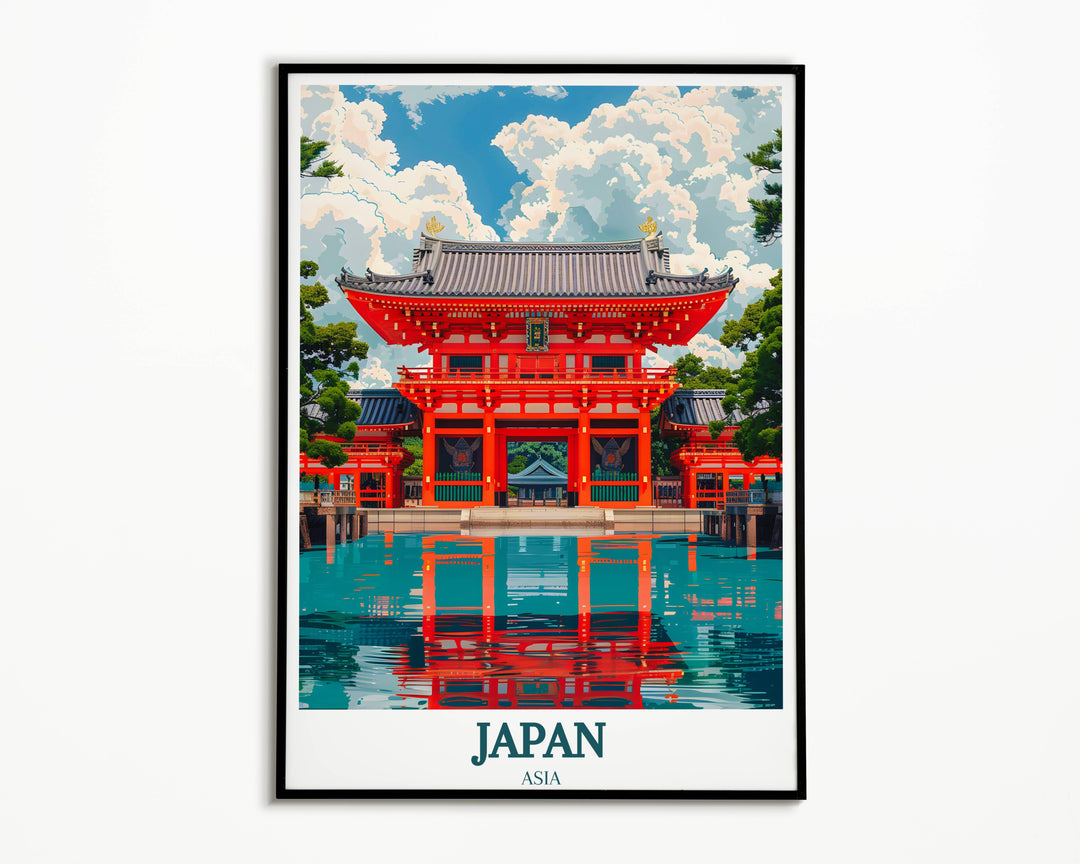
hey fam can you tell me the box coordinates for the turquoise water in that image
[300,533,782,710]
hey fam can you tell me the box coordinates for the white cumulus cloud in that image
[300,85,497,299]
[643,350,671,369]
[300,85,499,372]
[355,356,393,389]
[687,334,743,369]
[491,86,782,328]
[528,85,568,100]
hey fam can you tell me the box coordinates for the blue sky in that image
[300,82,783,387]
[342,85,639,233]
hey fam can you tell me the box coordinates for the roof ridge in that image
[335,232,738,299]
[423,231,659,249]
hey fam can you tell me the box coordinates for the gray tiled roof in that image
[661,389,745,426]
[507,458,568,485]
[346,389,419,428]
[336,233,736,299]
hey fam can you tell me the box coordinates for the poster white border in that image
[281,65,802,796]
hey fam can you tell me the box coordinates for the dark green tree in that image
[720,269,782,460]
[746,129,782,246]
[301,136,344,179]
[300,260,369,469]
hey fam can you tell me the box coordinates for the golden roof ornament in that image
[638,216,658,238]
[425,216,445,235]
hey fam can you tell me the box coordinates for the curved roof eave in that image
[335,233,735,300]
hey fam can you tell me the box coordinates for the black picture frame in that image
[278,63,804,799]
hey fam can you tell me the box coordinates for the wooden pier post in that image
[300,513,311,551]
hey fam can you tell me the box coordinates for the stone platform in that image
[466,506,605,535]
[608,507,712,535]
[362,506,713,535]
[364,507,463,535]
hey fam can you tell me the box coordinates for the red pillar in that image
[578,418,592,506]
[482,412,495,506]
[566,430,577,502]
[390,467,401,508]
[422,411,435,507]
[494,429,507,501]
[638,410,652,507]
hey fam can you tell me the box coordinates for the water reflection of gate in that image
[396,535,684,709]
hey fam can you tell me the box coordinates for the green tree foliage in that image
[300,260,368,468]
[721,270,782,460]
[746,129,782,246]
[402,436,423,477]
[651,407,681,477]
[507,442,568,474]
[301,136,344,179]
[673,353,735,390]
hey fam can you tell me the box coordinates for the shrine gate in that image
[336,230,737,509]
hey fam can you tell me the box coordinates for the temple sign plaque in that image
[526,316,549,352]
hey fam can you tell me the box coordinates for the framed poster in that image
[279,63,804,798]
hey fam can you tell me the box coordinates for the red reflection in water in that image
[397,535,683,709]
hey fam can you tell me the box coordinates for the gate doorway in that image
[505,439,568,507]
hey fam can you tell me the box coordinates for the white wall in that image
[3,2,1078,862]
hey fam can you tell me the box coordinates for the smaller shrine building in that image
[299,389,417,509]
[507,458,568,505]
[660,390,782,509]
